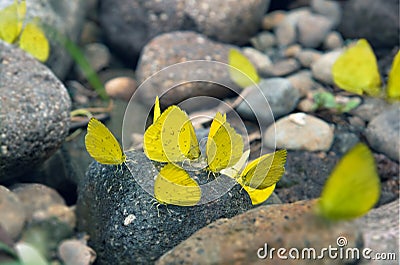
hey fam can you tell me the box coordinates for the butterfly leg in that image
[181,158,191,168]
[150,199,171,217]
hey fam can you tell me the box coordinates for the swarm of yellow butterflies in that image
[0,0,49,62]
[143,97,287,206]
[332,39,400,101]
[84,96,288,207]
[84,99,381,220]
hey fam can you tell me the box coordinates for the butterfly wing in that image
[206,113,244,173]
[387,50,400,101]
[85,118,126,165]
[332,39,381,96]
[154,164,201,206]
[0,0,25,43]
[317,143,380,220]
[220,149,250,179]
[207,112,226,140]
[240,150,287,189]
[153,96,161,123]
[241,183,276,205]
[144,106,200,162]
[229,49,260,88]
[18,21,49,62]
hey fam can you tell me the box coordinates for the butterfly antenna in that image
[206,170,212,182]
[208,171,219,183]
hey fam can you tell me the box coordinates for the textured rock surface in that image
[351,98,392,122]
[236,78,300,126]
[311,50,342,85]
[135,31,241,107]
[0,186,26,239]
[311,0,341,27]
[366,107,400,162]
[99,0,270,62]
[297,13,334,48]
[338,0,399,49]
[77,150,254,264]
[157,200,362,265]
[263,113,334,151]
[357,199,399,265]
[12,183,69,224]
[0,42,71,181]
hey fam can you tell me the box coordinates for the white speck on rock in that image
[1,146,8,155]
[289,112,307,126]
[124,214,136,226]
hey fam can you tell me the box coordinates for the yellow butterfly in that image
[154,163,201,206]
[387,50,400,101]
[221,150,286,205]
[206,112,244,173]
[143,102,200,163]
[85,117,126,165]
[332,39,381,96]
[229,49,260,88]
[0,0,49,62]
[239,149,287,190]
[316,143,380,220]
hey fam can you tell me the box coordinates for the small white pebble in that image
[1,145,8,155]
[124,214,136,226]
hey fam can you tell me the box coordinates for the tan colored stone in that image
[157,200,362,265]
[105,77,137,101]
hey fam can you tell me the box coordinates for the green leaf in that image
[228,49,260,88]
[313,92,337,109]
[15,243,49,265]
[0,262,23,265]
[341,99,361,113]
[0,241,18,259]
[42,24,109,100]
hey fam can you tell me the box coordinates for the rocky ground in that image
[0,0,398,264]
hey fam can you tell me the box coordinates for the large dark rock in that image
[338,0,399,49]
[0,41,71,181]
[77,150,254,264]
[135,31,241,107]
[99,0,270,63]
